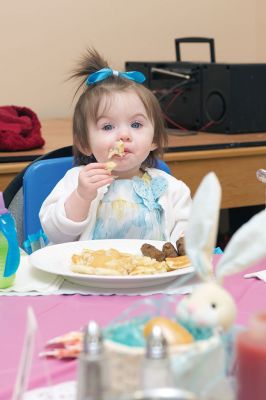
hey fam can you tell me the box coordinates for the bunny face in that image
[176,282,237,331]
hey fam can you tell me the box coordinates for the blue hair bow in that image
[86,68,146,85]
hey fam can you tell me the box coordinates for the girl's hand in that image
[76,163,114,202]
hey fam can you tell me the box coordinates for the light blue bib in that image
[92,173,167,240]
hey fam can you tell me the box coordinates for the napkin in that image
[0,251,196,296]
[244,270,266,282]
[0,251,64,296]
[59,274,196,296]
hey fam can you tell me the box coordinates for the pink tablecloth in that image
[1,256,266,399]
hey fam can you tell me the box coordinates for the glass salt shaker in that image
[76,321,109,400]
[140,325,175,391]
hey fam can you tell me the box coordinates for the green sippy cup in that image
[0,192,20,289]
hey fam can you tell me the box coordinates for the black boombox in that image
[126,38,266,134]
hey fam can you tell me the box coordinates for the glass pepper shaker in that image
[76,321,109,400]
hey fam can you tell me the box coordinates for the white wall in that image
[1,0,265,119]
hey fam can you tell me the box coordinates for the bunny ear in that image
[185,172,221,281]
[216,209,266,281]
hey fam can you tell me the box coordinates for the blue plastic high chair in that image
[22,157,171,251]
[23,157,73,244]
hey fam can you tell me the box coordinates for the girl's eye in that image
[103,124,113,131]
[131,121,142,129]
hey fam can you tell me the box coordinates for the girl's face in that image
[87,90,157,178]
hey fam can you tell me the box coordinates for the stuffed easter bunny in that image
[176,172,266,332]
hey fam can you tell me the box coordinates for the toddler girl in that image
[40,49,192,244]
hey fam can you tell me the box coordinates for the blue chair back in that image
[155,158,171,175]
[22,157,170,241]
[23,157,73,240]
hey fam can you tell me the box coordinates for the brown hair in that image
[71,48,168,167]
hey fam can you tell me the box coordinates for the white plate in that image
[29,239,194,289]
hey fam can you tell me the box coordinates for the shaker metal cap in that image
[83,320,103,355]
[146,325,167,359]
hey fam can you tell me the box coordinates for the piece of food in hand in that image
[162,242,178,258]
[176,236,186,256]
[143,316,194,346]
[141,243,165,262]
[108,140,125,158]
[105,161,117,172]
[165,255,191,271]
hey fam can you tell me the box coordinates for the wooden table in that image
[0,119,73,192]
[165,134,266,209]
[1,118,266,209]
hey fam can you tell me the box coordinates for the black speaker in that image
[125,60,266,134]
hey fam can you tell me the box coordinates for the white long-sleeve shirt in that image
[39,167,192,244]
